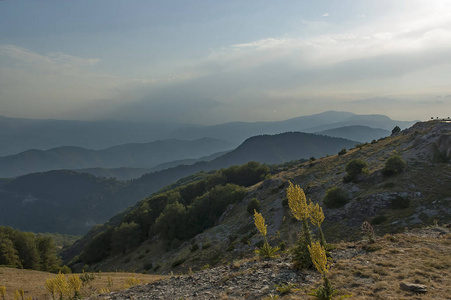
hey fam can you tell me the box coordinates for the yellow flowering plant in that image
[253,210,279,258]
[309,201,326,247]
[287,181,313,268]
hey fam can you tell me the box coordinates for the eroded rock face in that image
[436,133,451,159]
[403,122,451,162]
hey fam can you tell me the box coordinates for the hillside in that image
[0,171,131,235]
[63,121,450,277]
[316,125,390,143]
[212,131,357,166]
[0,132,360,235]
[0,138,233,178]
[93,226,451,299]
[75,150,228,181]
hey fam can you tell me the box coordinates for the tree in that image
[323,187,350,208]
[111,222,141,254]
[344,159,368,183]
[12,232,40,270]
[153,202,186,240]
[0,233,22,268]
[37,236,60,272]
[382,155,406,176]
[80,229,113,263]
[391,126,401,136]
[247,198,261,214]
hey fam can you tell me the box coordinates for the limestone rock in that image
[400,282,428,293]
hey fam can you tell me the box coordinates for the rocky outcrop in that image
[92,257,318,300]
[400,282,428,294]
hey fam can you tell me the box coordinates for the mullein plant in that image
[0,286,6,300]
[309,202,326,247]
[287,181,316,268]
[361,221,375,243]
[253,210,280,258]
[308,241,336,300]
[68,275,82,299]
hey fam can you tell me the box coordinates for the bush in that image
[383,155,406,176]
[371,215,388,225]
[190,243,199,252]
[323,187,350,208]
[344,159,368,182]
[171,257,187,268]
[143,262,153,270]
[390,196,410,209]
[247,198,260,214]
[338,148,347,155]
[391,126,401,136]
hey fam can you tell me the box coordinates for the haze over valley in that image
[0,1,450,299]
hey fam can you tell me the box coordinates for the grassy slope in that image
[79,122,450,279]
[279,226,451,300]
[0,267,165,300]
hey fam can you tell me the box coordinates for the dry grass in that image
[0,268,166,299]
[312,229,450,299]
[265,228,451,299]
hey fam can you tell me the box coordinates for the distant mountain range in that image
[0,131,359,234]
[75,126,387,180]
[0,115,193,156]
[168,111,414,143]
[0,111,415,156]
[0,138,233,178]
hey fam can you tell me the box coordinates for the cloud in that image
[0,45,99,69]
[0,45,130,119]
[2,1,451,123]
[104,12,451,123]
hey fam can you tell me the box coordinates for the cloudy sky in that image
[1,0,451,124]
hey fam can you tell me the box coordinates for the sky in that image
[1,0,451,124]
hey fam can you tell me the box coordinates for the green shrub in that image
[278,241,286,251]
[371,215,387,225]
[323,187,350,208]
[384,182,395,188]
[254,240,264,248]
[391,126,401,135]
[344,159,368,183]
[190,243,199,252]
[58,265,72,274]
[338,148,347,155]
[390,196,410,209]
[240,235,249,244]
[247,198,261,214]
[171,257,187,268]
[201,242,211,250]
[383,155,406,176]
[143,262,153,270]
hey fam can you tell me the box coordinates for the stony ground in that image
[92,256,319,300]
[92,225,451,300]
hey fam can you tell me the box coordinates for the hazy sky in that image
[1,0,451,124]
